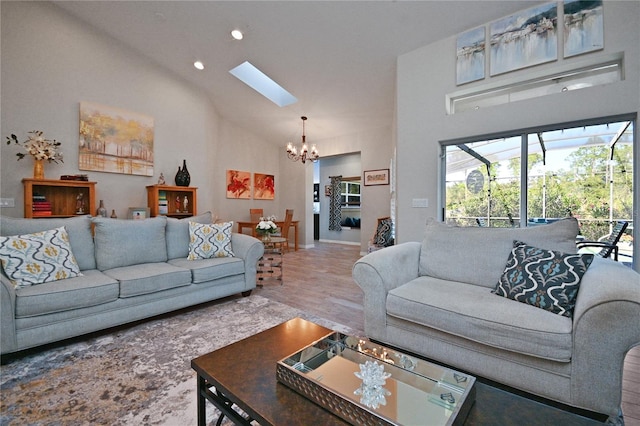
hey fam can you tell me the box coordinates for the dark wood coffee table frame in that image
[192,317,604,426]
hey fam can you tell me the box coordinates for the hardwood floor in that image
[255,241,640,425]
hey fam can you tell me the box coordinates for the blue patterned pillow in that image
[188,221,235,259]
[493,240,594,318]
[0,226,83,288]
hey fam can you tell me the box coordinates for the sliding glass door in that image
[441,115,635,266]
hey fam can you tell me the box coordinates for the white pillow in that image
[0,226,83,288]
[188,221,235,259]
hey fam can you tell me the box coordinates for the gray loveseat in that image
[352,218,640,420]
[1,212,264,356]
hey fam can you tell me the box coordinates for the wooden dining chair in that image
[275,209,294,252]
[249,208,263,222]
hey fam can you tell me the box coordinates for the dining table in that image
[236,220,299,251]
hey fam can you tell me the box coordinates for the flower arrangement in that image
[6,131,64,163]
[256,215,278,236]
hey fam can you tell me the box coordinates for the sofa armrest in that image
[570,258,640,415]
[1,273,17,354]
[231,233,265,291]
[352,242,421,340]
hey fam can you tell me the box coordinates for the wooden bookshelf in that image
[146,185,197,218]
[23,179,96,218]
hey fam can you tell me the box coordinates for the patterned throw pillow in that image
[373,218,393,247]
[0,226,83,288]
[493,240,594,318]
[188,221,235,260]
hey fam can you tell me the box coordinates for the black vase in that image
[175,160,191,187]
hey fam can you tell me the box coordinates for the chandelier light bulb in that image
[193,61,205,70]
[231,29,244,40]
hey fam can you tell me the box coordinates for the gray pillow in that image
[0,215,96,270]
[165,212,213,259]
[92,216,168,271]
[419,217,580,288]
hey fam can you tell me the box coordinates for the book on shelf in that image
[32,211,53,217]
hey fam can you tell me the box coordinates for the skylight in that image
[229,61,297,107]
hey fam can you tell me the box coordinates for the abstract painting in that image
[226,170,251,199]
[564,0,603,58]
[253,173,275,200]
[456,26,485,85]
[79,102,154,176]
[489,2,558,76]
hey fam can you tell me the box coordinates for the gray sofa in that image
[0,212,264,356]
[352,218,640,420]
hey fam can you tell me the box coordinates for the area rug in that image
[0,295,358,425]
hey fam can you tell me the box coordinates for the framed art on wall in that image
[253,173,275,200]
[456,26,485,85]
[364,169,390,186]
[79,102,154,176]
[226,169,251,199]
[489,2,558,76]
[564,0,604,58]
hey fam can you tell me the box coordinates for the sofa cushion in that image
[103,262,192,298]
[0,215,96,270]
[92,216,168,271]
[0,227,83,288]
[188,221,235,259]
[493,240,594,318]
[168,256,245,284]
[15,269,119,318]
[166,212,212,259]
[386,277,573,361]
[419,218,580,288]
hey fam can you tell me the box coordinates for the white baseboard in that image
[318,239,361,246]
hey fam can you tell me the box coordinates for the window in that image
[340,180,361,208]
[440,115,635,265]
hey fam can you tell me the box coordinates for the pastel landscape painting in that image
[564,0,604,58]
[79,102,154,176]
[456,26,485,85]
[490,2,558,76]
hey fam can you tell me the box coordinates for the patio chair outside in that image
[577,221,629,261]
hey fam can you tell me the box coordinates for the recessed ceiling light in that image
[229,61,297,107]
[194,61,204,70]
[231,29,243,40]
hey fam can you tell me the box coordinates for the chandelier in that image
[286,116,319,164]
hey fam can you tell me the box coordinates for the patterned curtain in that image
[329,175,342,231]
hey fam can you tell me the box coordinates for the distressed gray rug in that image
[0,295,357,425]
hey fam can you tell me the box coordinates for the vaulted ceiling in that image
[53,1,543,146]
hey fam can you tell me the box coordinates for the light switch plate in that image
[411,198,429,208]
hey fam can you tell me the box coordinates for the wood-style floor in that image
[255,242,640,425]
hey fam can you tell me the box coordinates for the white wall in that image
[396,1,640,245]
[0,2,279,225]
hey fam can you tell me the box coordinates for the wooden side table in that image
[257,237,286,286]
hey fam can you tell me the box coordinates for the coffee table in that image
[191,317,350,425]
[191,318,603,425]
